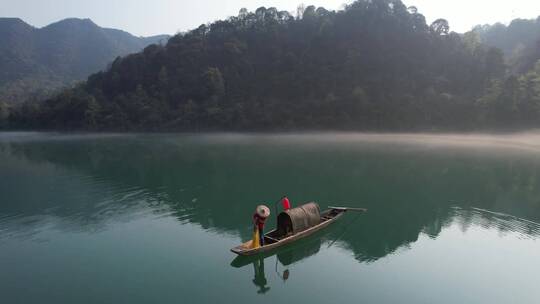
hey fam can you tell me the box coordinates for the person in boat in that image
[253,205,270,246]
[281,196,291,210]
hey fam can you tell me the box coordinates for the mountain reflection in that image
[1,133,540,263]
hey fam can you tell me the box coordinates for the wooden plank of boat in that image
[231,207,348,256]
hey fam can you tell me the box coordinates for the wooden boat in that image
[231,203,365,256]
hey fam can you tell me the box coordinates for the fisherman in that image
[281,196,291,210]
[253,205,270,247]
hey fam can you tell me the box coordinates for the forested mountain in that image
[3,0,540,131]
[474,17,540,73]
[0,18,169,105]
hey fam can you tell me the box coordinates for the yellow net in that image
[251,227,260,249]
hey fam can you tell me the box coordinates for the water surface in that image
[1,132,540,303]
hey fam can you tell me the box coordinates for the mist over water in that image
[221,130,540,154]
[346,131,540,153]
[5,130,540,149]
[1,132,540,304]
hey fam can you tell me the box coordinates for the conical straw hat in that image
[256,205,270,218]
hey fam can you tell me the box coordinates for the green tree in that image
[84,96,101,128]
[0,101,9,128]
[430,19,450,35]
[202,67,225,98]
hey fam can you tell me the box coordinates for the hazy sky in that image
[1,0,539,36]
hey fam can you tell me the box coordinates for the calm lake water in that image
[1,132,540,303]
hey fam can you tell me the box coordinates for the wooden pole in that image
[328,206,368,212]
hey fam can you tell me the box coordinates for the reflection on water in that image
[232,236,324,294]
[231,203,540,295]
[2,132,540,256]
[452,207,540,240]
[252,258,270,294]
[1,132,540,303]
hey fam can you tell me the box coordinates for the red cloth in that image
[253,213,266,230]
[282,197,291,210]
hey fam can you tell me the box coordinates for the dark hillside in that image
[474,17,540,73]
[4,1,540,131]
[0,18,169,105]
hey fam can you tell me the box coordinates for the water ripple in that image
[451,206,540,240]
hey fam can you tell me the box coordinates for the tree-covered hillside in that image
[0,18,169,105]
[474,17,540,74]
[3,0,540,131]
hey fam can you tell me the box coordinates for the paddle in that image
[326,213,362,248]
[328,206,368,212]
[325,205,366,249]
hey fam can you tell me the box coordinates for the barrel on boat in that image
[277,202,321,236]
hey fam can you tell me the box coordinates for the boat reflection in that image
[231,238,322,294]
